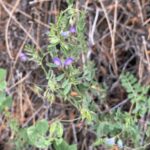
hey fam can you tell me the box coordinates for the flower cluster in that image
[53,57,74,67]
[60,25,76,38]
[69,26,76,33]
[19,52,27,61]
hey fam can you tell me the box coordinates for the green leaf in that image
[48,78,58,92]
[56,74,65,81]
[0,68,7,91]
[50,121,63,138]
[35,136,51,148]
[63,84,71,95]
[50,37,60,45]
[55,138,63,145]
[0,68,6,81]
[80,108,93,122]
[0,93,12,112]
[9,119,20,133]
[27,119,49,148]
[66,0,74,5]
[27,120,48,137]
[54,139,77,150]
[62,80,69,88]
[61,42,69,50]
[0,81,6,91]
[93,138,105,147]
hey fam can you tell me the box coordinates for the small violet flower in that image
[53,57,74,67]
[19,52,27,61]
[69,26,76,33]
[60,26,76,38]
[53,57,62,66]
[64,57,74,66]
[60,31,70,38]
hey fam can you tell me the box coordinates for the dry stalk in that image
[18,80,24,122]
[8,72,30,91]
[136,0,144,24]
[0,0,41,50]
[90,7,100,45]
[5,0,20,59]
[36,2,43,50]
[142,36,150,72]
[29,0,52,5]
[99,0,118,75]
[4,1,50,28]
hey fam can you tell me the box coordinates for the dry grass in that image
[0,0,150,149]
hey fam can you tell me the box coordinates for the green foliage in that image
[5,0,150,149]
[93,73,150,149]
[16,1,150,149]
[54,139,77,150]
[47,5,86,58]
[0,68,12,112]
[23,2,106,150]
[120,72,150,147]
[94,110,140,148]
[49,121,63,139]
[120,72,150,117]
[66,0,74,5]
[25,45,43,65]
[10,119,76,150]
[26,120,50,148]
[8,1,150,149]
[25,3,104,118]
[0,68,7,90]
[80,108,94,122]
[9,119,29,150]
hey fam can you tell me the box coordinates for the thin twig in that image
[90,7,100,45]
[8,72,31,90]
[142,36,150,72]
[5,0,20,59]
[22,104,46,127]
[136,0,144,24]
[99,0,113,42]
[29,0,52,5]
[99,0,118,75]
[4,1,50,29]
[0,0,40,49]
[111,0,118,74]
[110,98,129,111]
[72,123,78,144]
[36,2,43,50]
[18,79,24,122]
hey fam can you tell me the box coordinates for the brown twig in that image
[4,1,50,29]
[0,0,41,50]
[4,0,21,59]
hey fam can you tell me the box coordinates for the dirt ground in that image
[0,0,150,150]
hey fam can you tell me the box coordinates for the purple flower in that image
[52,57,74,67]
[69,26,76,33]
[53,57,62,66]
[19,52,27,61]
[64,57,74,66]
[60,31,70,38]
